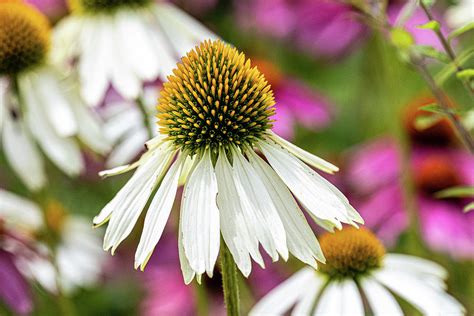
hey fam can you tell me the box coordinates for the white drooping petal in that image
[154,2,217,57]
[0,189,43,231]
[100,144,175,252]
[178,212,195,284]
[2,110,46,191]
[135,155,183,270]
[20,76,84,177]
[102,103,142,144]
[315,279,363,316]
[249,267,315,316]
[270,131,339,174]
[373,268,465,316]
[232,148,288,261]
[181,150,220,277]
[290,274,325,315]
[260,139,363,228]
[247,150,324,268]
[78,17,111,106]
[31,69,77,137]
[360,277,403,316]
[215,151,256,277]
[51,17,82,67]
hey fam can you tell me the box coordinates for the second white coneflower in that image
[94,40,363,282]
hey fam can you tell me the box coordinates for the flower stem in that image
[136,95,154,139]
[220,242,240,316]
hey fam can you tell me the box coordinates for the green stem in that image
[136,95,154,139]
[220,242,240,316]
[419,1,474,97]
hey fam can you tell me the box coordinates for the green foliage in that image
[417,20,440,31]
[435,186,474,199]
[448,22,474,42]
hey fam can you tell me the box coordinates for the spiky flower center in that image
[70,0,151,14]
[319,227,385,279]
[0,1,50,75]
[157,40,275,155]
[415,155,461,194]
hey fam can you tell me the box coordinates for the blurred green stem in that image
[220,243,240,316]
[418,1,474,97]
[414,60,474,152]
[136,95,154,139]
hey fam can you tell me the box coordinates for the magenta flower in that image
[346,137,474,258]
[345,138,408,246]
[24,0,67,21]
[236,0,367,59]
[0,250,33,315]
[252,58,332,140]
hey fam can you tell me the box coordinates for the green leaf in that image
[391,28,415,50]
[414,114,443,130]
[464,202,474,213]
[419,103,443,114]
[413,45,450,63]
[456,69,474,80]
[448,22,474,41]
[435,48,474,85]
[417,20,440,31]
[435,186,474,199]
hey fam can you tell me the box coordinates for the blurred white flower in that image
[53,0,217,106]
[102,87,160,168]
[446,0,474,28]
[0,2,110,191]
[0,189,106,294]
[250,228,465,316]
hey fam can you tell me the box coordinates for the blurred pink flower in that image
[388,4,450,51]
[346,137,474,258]
[345,138,408,246]
[236,0,367,59]
[141,234,225,316]
[24,0,68,21]
[0,250,33,316]
[252,58,332,140]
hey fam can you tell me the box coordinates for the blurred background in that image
[1,0,473,315]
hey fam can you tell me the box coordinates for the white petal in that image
[291,274,325,315]
[259,140,354,228]
[115,11,161,81]
[0,189,43,231]
[269,131,339,174]
[135,155,183,270]
[315,279,363,316]
[249,267,315,316]
[154,2,217,57]
[232,147,288,261]
[103,104,142,143]
[2,110,46,191]
[70,96,111,155]
[384,254,447,279]
[181,150,220,277]
[178,212,195,284]
[78,17,111,106]
[360,277,403,316]
[247,150,324,267]
[20,76,84,176]
[374,268,465,315]
[31,69,77,137]
[100,144,175,252]
[105,129,148,168]
[215,151,256,276]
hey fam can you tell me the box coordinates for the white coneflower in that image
[250,227,465,316]
[53,0,217,106]
[102,87,160,168]
[0,1,109,191]
[95,40,363,282]
[0,191,106,294]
